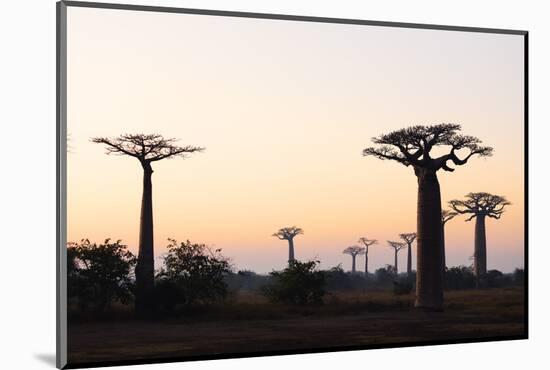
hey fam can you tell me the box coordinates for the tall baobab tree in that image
[449,192,510,287]
[343,245,365,274]
[399,233,417,278]
[363,124,492,310]
[272,226,303,264]
[358,237,378,275]
[441,209,458,271]
[387,241,406,274]
[92,134,204,314]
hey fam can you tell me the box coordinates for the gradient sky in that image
[66,6,525,273]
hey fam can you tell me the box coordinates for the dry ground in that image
[67,287,525,366]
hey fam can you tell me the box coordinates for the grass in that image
[67,287,525,365]
[68,286,524,322]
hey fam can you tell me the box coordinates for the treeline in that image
[67,239,524,314]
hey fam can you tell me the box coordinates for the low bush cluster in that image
[262,260,325,305]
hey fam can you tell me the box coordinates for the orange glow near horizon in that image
[66,7,524,273]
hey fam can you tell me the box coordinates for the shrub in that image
[486,269,512,287]
[67,239,137,312]
[155,239,231,310]
[444,265,475,290]
[393,279,413,295]
[374,265,396,286]
[262,260,325,305]
[225,270,272,292]
[513,268,525,285]
[324,264,354,291]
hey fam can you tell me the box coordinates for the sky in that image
[66,6,525,274]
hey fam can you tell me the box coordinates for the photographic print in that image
[57,1,527,368]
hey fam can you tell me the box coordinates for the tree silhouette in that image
[92,134,204,315]
[272,226,303,264]
[387,241,406,274]
[67,239,137,312]
[358,237,378,275]
[399,233,417,278]
[343,245,365,274]
[449,192,510,287]
[441,209,458,272]
[363,124,492,310]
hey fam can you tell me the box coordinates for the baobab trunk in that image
[394,250,398,274]
[440,223,446,273]
[135,162,155,315]
[414,170,444,310]
[407,243,412,277]
[288,238,295,263]
[352,255,357,274]
[474,215,487,288]
[364,253,369,275]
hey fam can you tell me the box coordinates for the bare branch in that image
[465,213,477,222]
[362,146,412,166]
[358,237,378,247]
[441,209,459,224]
[387,240,406,252]
[91,134,205,162]
[399,232,417,246]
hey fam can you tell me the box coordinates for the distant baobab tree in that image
[343,245,365,274]
[92,134,204,314]
[67,133,74,153]
[387,241,406,274]
[358,237,378,275]
[272,226,303,264]
[363,124,492,310]
[441,209,458,271]
[449,192,510,287]
[399,233,417,278]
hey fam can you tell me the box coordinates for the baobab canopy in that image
[272,226,304,241]
[91,134,204,162]
[449,192,511,221]
[363,124,493,173]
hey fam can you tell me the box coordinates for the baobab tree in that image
[399,233,417,278]
[272,226,303,264]
[387,241,406,274]
[92,134,204,315]
[343,245,365,274]
[441,209,458,271]
[358,237,378,275]
[363,124,492,310]
[449,192,510,287]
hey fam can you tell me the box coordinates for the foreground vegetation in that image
[67,238,525,365]
[68,287,525,364]
[67,239,524,316]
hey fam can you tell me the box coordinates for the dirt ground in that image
[67,287,525,366]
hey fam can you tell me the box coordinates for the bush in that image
[154,279,182,312]
[393,280,413,295]
[224,270,272,292]
[444,265,475,290]
[486,269,513,287]
[513,268,524,285]
[67,239,137,312]
[324,265,354,291]
[374,265,396,286]
[155,239,231,310]
[262,260,325,305]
